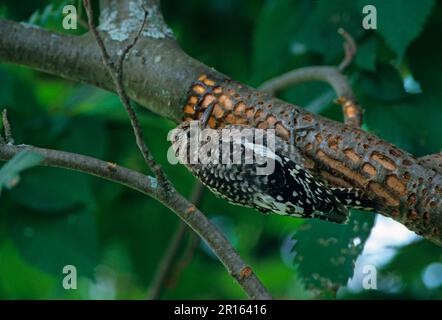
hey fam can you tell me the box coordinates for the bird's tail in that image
[330,187,375,211]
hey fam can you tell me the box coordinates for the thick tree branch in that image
[419,153,442,175]
[83,0,168,186]
[0,2,440,244]
[0,142,272,300]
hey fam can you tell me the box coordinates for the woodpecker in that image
[171,120,373,224]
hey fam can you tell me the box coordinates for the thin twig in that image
[117,7,149,83]
[80,0,272,298]
[147,182,204,300]
[2,109,14,144]
[258,29,362,128]
[337,28,357,72]
[83,0,168,186]
[166,230,199,288]
[147,222,187,300]
[0,142,272,299]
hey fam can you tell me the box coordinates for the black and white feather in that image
[171,122,371,224]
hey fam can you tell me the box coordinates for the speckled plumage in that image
[171,122,372,224]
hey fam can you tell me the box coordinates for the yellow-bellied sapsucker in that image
[170,120,373,224]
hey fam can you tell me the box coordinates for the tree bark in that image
[0,0,440,245]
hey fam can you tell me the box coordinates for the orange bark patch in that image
[186,205,196,214]
[212,103,224,119]
[386,175,406,196]
[257,121,269,129]
[203,78,215,86]
[368,181,399,207]
[266,115,277,126]
[225,113,236,124]
[344,103,358,119]
[188,95,198,105]
[362,163,377,177]
[315,133,323,144]
[193,84,206,94]
[371,152,397,171]
[207,116,216,128]
[327,135,342,151]
[219,94,234,110]
[236,117,248,125]
[245,107,255,119]
[275,123,289,140]
[213,86,223,94]
[201,94,215,108]
[344,148,362,165]
[317,150,367,187]
[240,266,253,278]
[184,104,195,115]
[234,102,246,115]
[254,109,263,120]
[320,171,352,188]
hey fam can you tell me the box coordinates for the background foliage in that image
[0,0,441,299]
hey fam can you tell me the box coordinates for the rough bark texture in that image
[0,0,440,245]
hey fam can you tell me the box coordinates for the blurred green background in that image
[0,0,441,299]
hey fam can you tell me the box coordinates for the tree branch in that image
[0,1,440,244]
[83,0,168,186]
[147,182,204,299]
[337,28,357,72]
[259,67,363,128]
[0,142,272,300]
[419,153,442,175]
[1,109,14,144]
[258,29,362,128]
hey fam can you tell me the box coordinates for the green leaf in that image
[382,240,442,281]
[9,167,94,213]
[408,18,442,98]
[364,95,442,156]
[292,211,375,295]
[359,0,434,61]
[359,64,406,102]
[0,151,43,195]
[7,208,98,278]
[355,36,378,71]
[252,0,312,83]
[27,1,84,35]
[296,0,362,63]
[0,240,56,299]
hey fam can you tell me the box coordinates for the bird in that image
[170,120,373,224]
